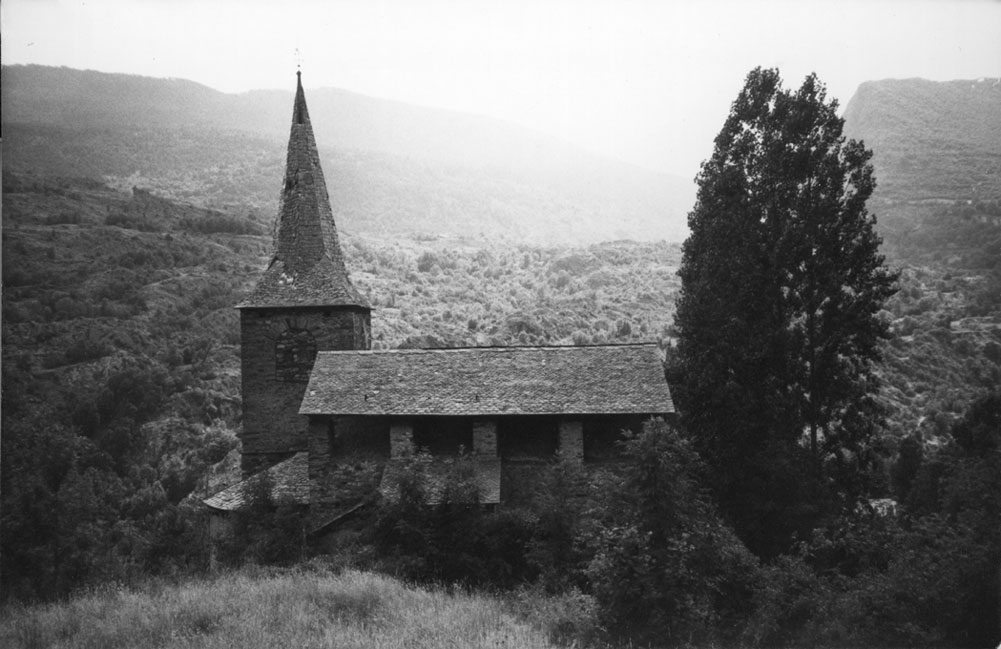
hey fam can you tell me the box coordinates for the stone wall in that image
[308,415,389,522]
[473,420,498,456]
[559,420,584,462]
[300,412,662,518]
[390,422,414,458]
[240,306,370,476]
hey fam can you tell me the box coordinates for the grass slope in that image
[0,568,560,649]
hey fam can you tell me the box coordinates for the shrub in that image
[371,450,536,588]
[745,487,1001,649]
[857,515,996,647]
[587,419,759,644]
[526,454,589,592]
[63,334,113,364]
[507,585,600,647]
[220,474,309,567]
[743,554,848,647]
[416,252,438,273]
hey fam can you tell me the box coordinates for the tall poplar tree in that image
[674,68,898,556]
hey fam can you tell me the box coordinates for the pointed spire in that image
[240,73,369,309]
[293,70,306,125]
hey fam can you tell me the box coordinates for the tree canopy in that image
[673,67,898,556]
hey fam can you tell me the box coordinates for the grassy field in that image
[0,567,583,649]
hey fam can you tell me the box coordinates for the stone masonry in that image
[240,306,371,475]
[237,72,371,476]
[559,420,584,462]
[390,422,415,458]
[308,416,388,524]
[473,420,498,456]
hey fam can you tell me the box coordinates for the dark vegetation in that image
[675,68,899,558]
[2,67,1000,647]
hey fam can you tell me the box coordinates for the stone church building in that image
[204,73,675,531]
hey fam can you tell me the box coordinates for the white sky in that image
[3,0,1000,177]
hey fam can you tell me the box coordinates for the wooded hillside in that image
[2,70,1000,647]
[2,64,692,243]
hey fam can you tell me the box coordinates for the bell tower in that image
[237,72,371,475]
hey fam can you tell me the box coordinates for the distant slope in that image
[840,78,1001,442]
[843,77,1001,202]
[1,64,693,243]
[842,77,1001,271]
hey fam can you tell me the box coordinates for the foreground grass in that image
[0,568,564,649]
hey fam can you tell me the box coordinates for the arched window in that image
[275,328,317,381]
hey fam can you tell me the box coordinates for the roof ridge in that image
[303,343,674,416]
[315,342,661,356]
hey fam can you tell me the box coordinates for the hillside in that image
[838,79,1001,441]
[1,170,687,599]
[3,70,1001,644]
[843,77,1001,203]
[1,64,693,243]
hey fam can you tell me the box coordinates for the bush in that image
[416,252,438,273]
[63,334,113,364]
[506,585,600,646]
[587,419,759,644]
[857,515,997,647]
[743,554,852,647]
[526,453,589,592]
[371,449,536,588]
[219,474,309,567]
[743,501,1000,648]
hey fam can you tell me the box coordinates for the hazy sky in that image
[3,0,1000,177]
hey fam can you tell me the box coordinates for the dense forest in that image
[2,68,1001,647]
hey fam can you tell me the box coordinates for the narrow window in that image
[275,328,317,381]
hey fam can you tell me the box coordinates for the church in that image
[204,73,675,531]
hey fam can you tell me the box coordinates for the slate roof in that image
[300,343,673,416]
[380,457,502,505]
[241,257,368,309]
[202,452,309,511]
[240,72,369,309]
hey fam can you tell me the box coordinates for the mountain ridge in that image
[842,76,1001,202]
[1,64,693,243]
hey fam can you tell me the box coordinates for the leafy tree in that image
[372,449,536,587]
[674,68,898,555]
[526,452,589,592]
[890,433,923,502]
[587,419,758,644]
[221,472,308,567]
